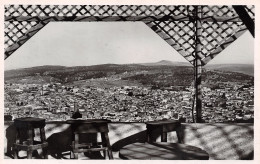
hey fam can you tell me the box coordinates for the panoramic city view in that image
[4,60,254,123]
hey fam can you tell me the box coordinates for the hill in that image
[139,60,191,66]
[140,61,254,76]
[4,61,253,88]
[205,64,254,76]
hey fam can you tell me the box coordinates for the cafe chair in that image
[67,119,113,159]
[13,117,48,159]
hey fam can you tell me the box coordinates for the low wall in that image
[4,122,253,160]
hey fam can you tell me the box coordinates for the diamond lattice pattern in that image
[5,5,191,17]
[147,20,245,65]
[149,21,196,64]
[5,21,38,49]
[202,5,238,17]
[200,21,245,58]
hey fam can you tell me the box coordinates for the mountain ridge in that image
[5,60,254,79]
[139,60,192,66]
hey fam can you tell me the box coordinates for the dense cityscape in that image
[4,77,254,123]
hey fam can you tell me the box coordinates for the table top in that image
[14,117,46,128]
[119,142,209,160]
[14,117,45,122]
[66,119,110,133]
[146,120,180,125]
[66,119,111,124]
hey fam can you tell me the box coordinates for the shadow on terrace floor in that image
[5,123,253,160]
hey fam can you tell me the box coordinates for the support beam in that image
[233,5,255,38]
[5,15,243,22]
[5,15,191,22]
[195,59,202,123]
[195,6,203,123]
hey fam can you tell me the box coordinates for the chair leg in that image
[146,130,152,143]
[13,129,20,159]
[146,128,156,143]
[161,132,167,142]
[103,150,108,160]
[42,148,48,159]
[176,126,184,143]
[27,149,33,159]
[101,133,113,160]
[108,149,113,160]
[28,129,34,145]
[103,150,107,159]
[40,127,48,159]
[70,151,74,159]
[70,141,75,159]
[74,134,79,159]
[13,146,19,159]
[27,129,34,159]
[74,152,78,159]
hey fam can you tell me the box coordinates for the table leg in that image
[74,134,79,159]
[176,126,184,143]
[70,141,75,159]
[161,132,167,142]
[101,132,113,159]
[146,129,156,143]
[27,129,33,159]
[40,127,48,159]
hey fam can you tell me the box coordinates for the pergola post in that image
[195,6,202,123]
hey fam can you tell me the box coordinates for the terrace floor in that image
[4,122,254,160]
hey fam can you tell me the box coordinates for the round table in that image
[119,142,209,160]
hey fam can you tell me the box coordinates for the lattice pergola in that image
[4,5,255,122]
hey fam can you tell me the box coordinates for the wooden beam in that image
[201,16,241,22]
[5,15,243,22]
[233,5,255,37]
[195,6,203,123]
[5,15,191,22]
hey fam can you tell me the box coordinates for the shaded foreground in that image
[4,122,253,160]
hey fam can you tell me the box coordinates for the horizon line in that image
[4,60,254,71]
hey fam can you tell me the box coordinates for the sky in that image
[4,22,254,70]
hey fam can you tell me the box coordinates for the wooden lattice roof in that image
[4,5,255,66]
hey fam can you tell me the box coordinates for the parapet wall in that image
[4,122,253,160]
